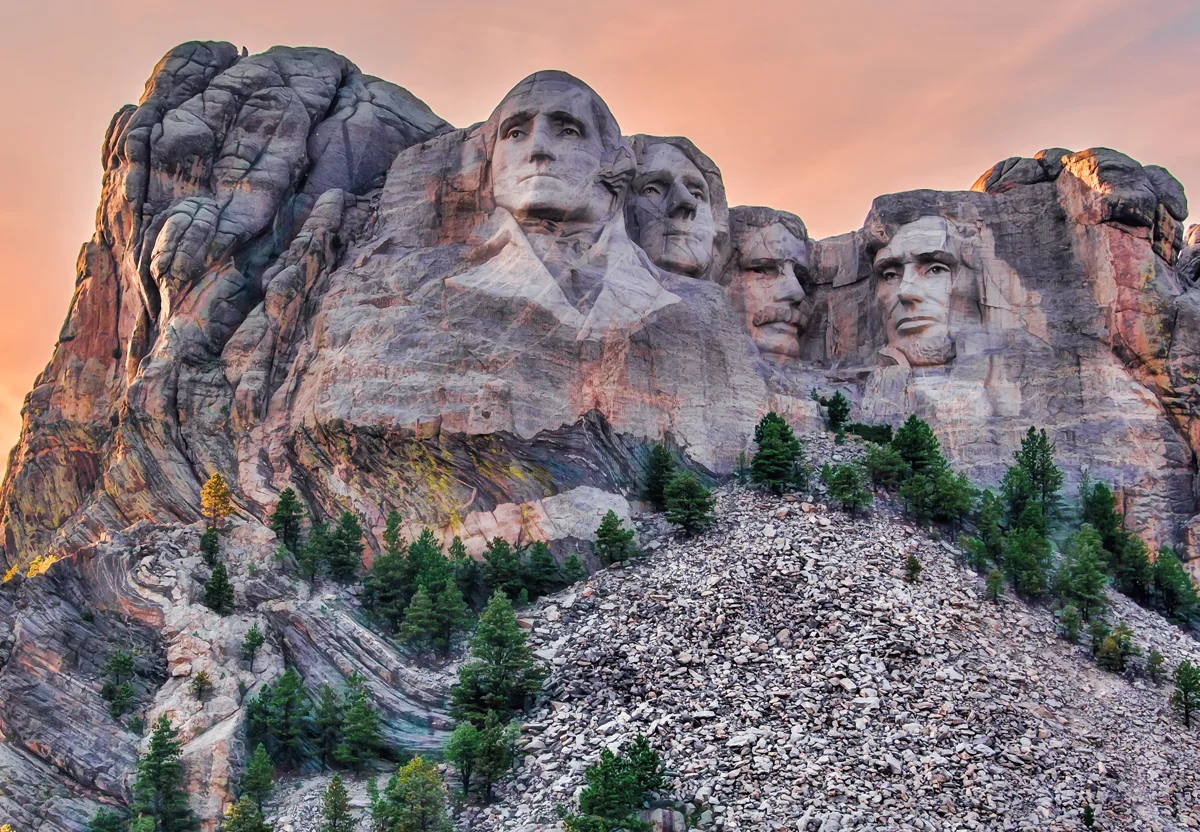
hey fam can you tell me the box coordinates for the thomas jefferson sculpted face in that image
[490,74,619,226]
[874,216,958,367]
[631,143,717,276]
[725,211,811,361]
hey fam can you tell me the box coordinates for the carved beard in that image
[898,333,956,368]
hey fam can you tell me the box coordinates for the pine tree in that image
[450,536,485,608]
[1153,547,1200,621]
[522,542,560,598]
[482,537,523,600]
[382,509,405,558]
[1080,480,1123,555]
[474,711,511,801]
[594,510,636,565]
[400,586,440,652]
[204,563,235,615]
[262,669,311,768]
[643,444,676,511]
[433,582,471,653]
[335,672,380,769]
[362,547,413,632]
[1061,525,1109,620]
[220,796,270,832]
[562,553,587,585]
[985,569,1004,603]
[891,415,945,476]
[1096,636,1124,672]
[241,623,266,670]
[201,473,234,530]
[862,442,910,490]
[1059,604,1082,643]
[1001,464,1043,534]
[241,743,274,811]
[191,671,212,700]
[372,757,452,832]
[1147,649,1166,684]
[326,511,364,583]
[750,413,803,493]
[320,774,354,832]
[825,391,851,431]
[445,721,481,796]
[297,521,330,581]
[1112,533,1152,603]
[270,488,304,554]
[200,526,220,567]
[86,809,126,832]
[130,715,196,831]
[313,685,344,768]
[563,735,664,832]
[904,554,922,583]
[663,472,716,536]
[1002,527,1052,599]
[1174,659,1200,728]
[824,464,872,514]
[1013,427,1064,528]
[1088,618,1110,657]
[450,591,547,725]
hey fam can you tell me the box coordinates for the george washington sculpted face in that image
[490,75,617,225]
[874,216,959,367]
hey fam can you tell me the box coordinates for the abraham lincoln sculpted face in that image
[874,216,958,367]
[490,73,619,226]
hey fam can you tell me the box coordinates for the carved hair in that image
[627,134,730,279]
[478,71,635,206]
[716,206,809,287]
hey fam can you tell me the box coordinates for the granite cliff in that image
[1,40,1198,830]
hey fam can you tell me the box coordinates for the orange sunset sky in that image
[1,0,1199,476]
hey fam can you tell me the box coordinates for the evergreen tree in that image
[561,553,587,585]
[400,586,440,652]
[201,473,234,530]
[362,547,413,632]
[1013,427,1064,528]
[450,591,547,725]
[642,444,676,511]
[220,796,270,832]
[129,715,196,831]
[594,511,636,565]
[86,809,126,832]
[904,554,922,584]
[825,391,851,431]
[335,672,380,769]
[482,537,523,600]
[313,685,344,768]
[1147,649,1166,685]
[433,582,471,653]
[1059,604,1082,643]
[985,569,1004,604]
[241,623,266,670]
[372,757,452,832]
[750,413,804,493]
[241,743,274,811]
[383,509,405,559]
[445,721,481,796]
[251,669,311,768]
[326,511,364,583]
[1088,619,1111,657]
[297,521,330,581]
[1001,464,1044,534]
[562,735,664,832]
[1061,525,1109,620]
[101,650,137,718]
[1080,480,1123,555]
[862,442,910,490]
[204,563,235,615]
[1112,532,1153,603]
[1002,527,1052,599]
[199,526,220,567]
[1174,659,1200,728]
[191,671,212,700]
[891,415,944,476]
[270,488,304,554]
[1096,636,1124,672]
[522,542,560,598]
[824,464,872,514]
[663,472,716,536]
[474,711,511,801]
[450,536,485,608]
[320,774,354,832]
[1153,547,1200,621]
[964,490,1004,572]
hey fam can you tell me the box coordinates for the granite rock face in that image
[1,40,1199,830]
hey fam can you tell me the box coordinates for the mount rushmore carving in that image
[2,43,1199,577]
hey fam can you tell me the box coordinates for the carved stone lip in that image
[519,172,564,183]
[897,315,941,332]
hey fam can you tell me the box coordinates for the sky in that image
[1,0,1198,475]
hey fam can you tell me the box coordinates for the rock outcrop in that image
[1,39,1199,831]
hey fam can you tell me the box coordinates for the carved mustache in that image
[753,305,803,327]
